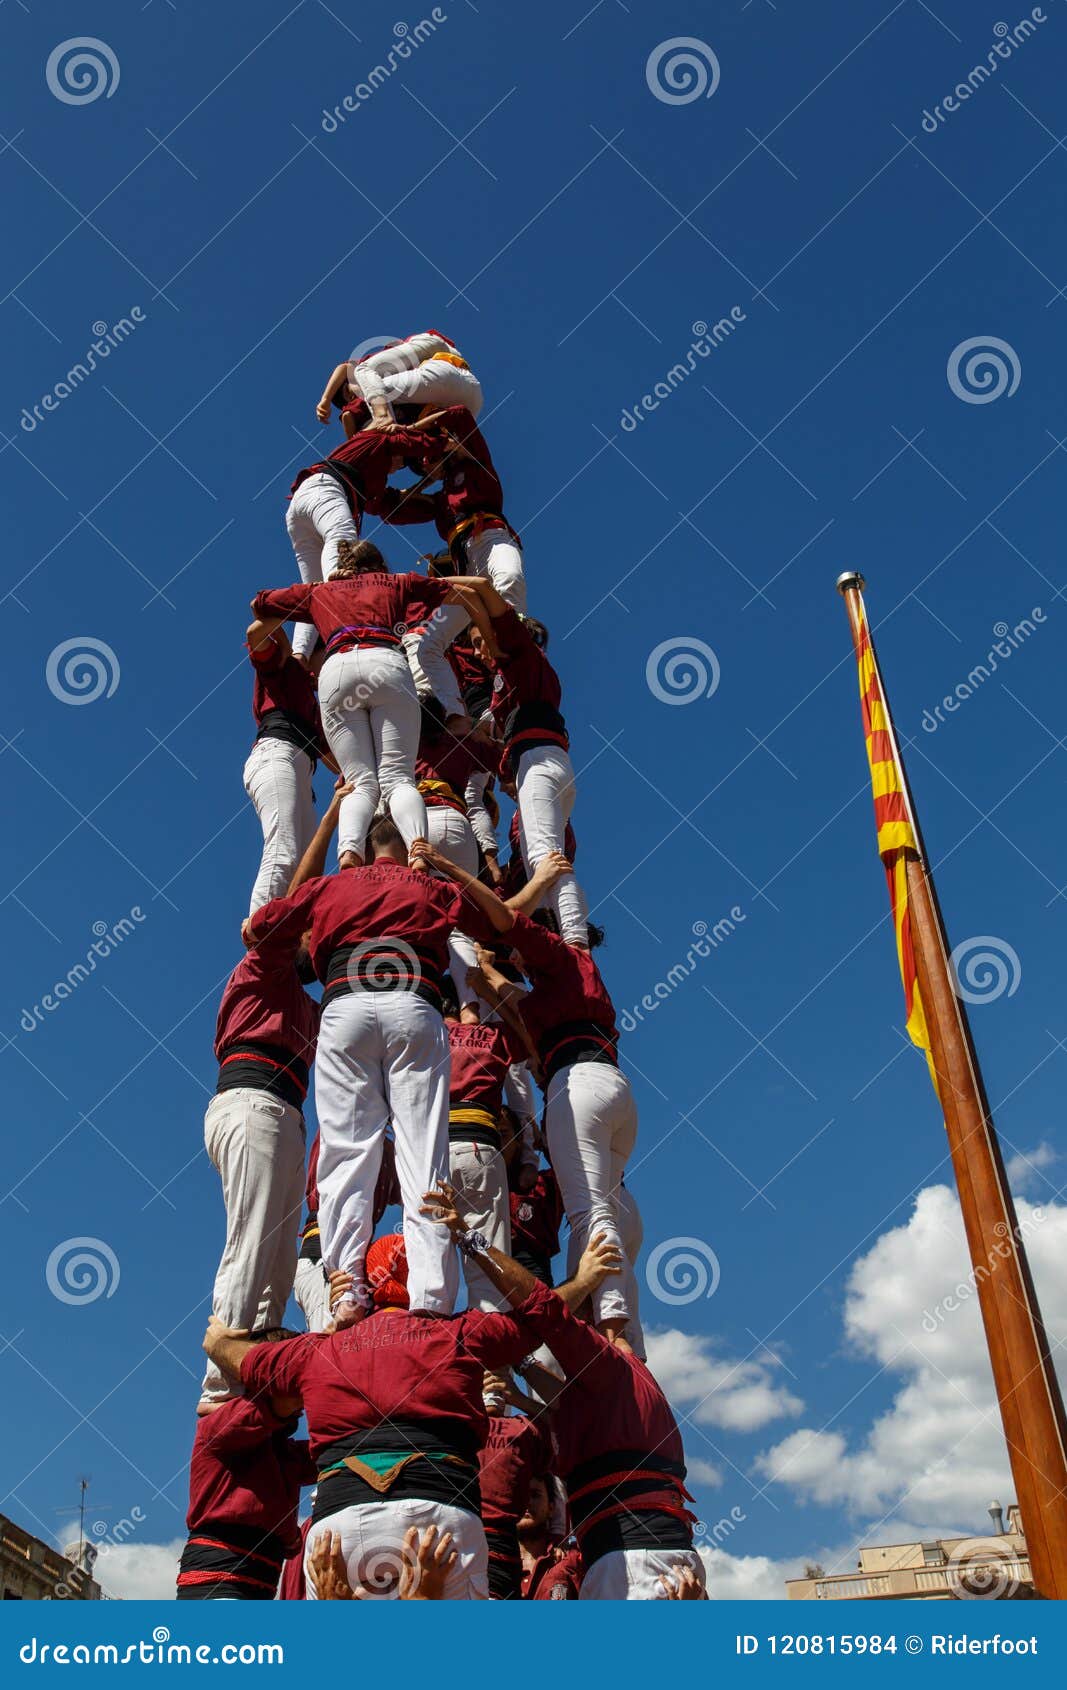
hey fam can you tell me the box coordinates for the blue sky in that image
[3,0,1067,1598]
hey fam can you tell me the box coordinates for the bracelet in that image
[456,1229,490,1259]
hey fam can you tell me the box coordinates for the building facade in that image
[787,1504,1033,1600]
[0,1515,101,1601]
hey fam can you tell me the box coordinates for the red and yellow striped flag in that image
[855,602,933,1068]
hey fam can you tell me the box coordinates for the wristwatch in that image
[457,1229,491,1259]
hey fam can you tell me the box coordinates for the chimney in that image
[988,1499,1005,1536]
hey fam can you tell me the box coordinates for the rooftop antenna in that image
[56,1478,107,1573]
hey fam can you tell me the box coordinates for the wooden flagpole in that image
[837,570,1067,1600]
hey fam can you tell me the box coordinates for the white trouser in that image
[353,357,483,419]
[516,746,588,944]
[566,1178,646,1359]
[315,992,457,1314]
[306,1500,488,1600]
[425,806,479,1005]
[242,739,317,916]
[201,1089,306,1402]
[580,1548,705,1601]
[465,768,498,856]
[447,1139,511,1312]
[285,473,360,660]
[546,1062,638,1328]
[318,648,426,856]
[405,528,526,719]
[293,1255,331,1333]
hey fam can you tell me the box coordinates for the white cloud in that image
[756,1185,1067,1532]
[1005,1141,1058,1192]
[687,1456,725,1489]
[646,1327,803,1432]
[95,1539,183,1601]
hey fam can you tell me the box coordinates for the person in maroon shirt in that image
[443,992,531,1316]
[450,577,588,944]
[251,542,495,866]
[415,846,641,1346]
[518,1474,583,1600]
[426,1193,704,1602]
[244,814,513,1327]
[201,1228,612,1603]
[241,621,336,916]
[478,1411,551,1598]
[390,407,526,723]
[177,1373,316,1601]
[416,699,500,1008]
[283,420,442,662]
[199,936,320,1410]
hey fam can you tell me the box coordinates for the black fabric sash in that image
[323,943,443,1013]
[539,1020,619,1083]
[216,1040,309,1109]
[254,708,319,764]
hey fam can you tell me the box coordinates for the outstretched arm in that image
[317,363,349,423]
[504,851,574,919]
[421,1184,621,1314]
[408,840,514,936]
[203,1317,262,1381]
[287,779,352,893]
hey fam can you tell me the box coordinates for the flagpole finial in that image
[836,571,866,594]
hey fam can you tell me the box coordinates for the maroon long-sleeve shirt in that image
[448,1019,525,1114]
[488,607,568,775]
[507,912,619,1079]
[240,1283,555,1463]
[214,952,320,1109]
[251,574,450,657]
[291,426,437,523]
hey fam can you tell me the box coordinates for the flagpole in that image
[837,570,1067,1600]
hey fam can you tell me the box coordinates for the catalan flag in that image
[854,598,933,1070]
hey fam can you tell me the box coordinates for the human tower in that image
[181,331,706,1602]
